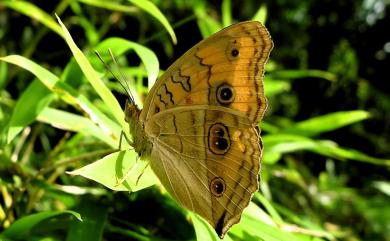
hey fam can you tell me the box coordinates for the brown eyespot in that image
[210,177,226,197]
[216,83,235,105]
[208,123,230,155]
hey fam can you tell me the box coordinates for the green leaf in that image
[67,150,158,191]
[95,37,159,92]
[128,0,177,44]
[253,193,283,224]
[6,79,53,143]
[193,1,222,38]
[0,55,60,90]
[373,181,390,197]
[263,134,390,166]
[0,54,61,143]
[70,2,100,46]
[230,203,303,241]
[0,48,7,89]
[0,55,120,145]
[281,110,371,137]
[2,210,81,240]
[56,15,127,133]
[221,0,232,27]
[252,4,268,24]
[66,202,107,241]
[189,213,222,241]
[37,107,117,148]
[1,0,63,37]
[77,0,177,44]
[265,79,291,97]
[313,140,390,166]
[271,69,337,82]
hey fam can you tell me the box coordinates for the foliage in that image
[1,0,389,241]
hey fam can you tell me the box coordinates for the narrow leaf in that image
[1,0,63,37]
[37,107,117,148]
[282,111,371,137]
[56,15,127,132]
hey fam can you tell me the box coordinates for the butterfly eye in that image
[217,83,235,105]
[210,177,226,197]
[208,123,230,155]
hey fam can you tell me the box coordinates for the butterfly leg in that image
[114,155,141,188]
[135,162,150,186]
[118,130,133,151]
[118,131,125,150]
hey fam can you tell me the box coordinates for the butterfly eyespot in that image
[208,123,230,155]
[215,138,228,150]
[132,21,273,239]
[226,40,242,61]
[216,83,235,105]
[214,127,225,137]
[210,177,225,197]
[231,49,239,57]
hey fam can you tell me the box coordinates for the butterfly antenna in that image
[94,49,135,103]
[108,49,135,103]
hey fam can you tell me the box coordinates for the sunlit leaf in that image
[0,55,121,145]
[56,15,127,133]
[271,69,337,82]
[37,107,117,148]
[264,134,390,165]
[190,213,219,240]
[373,181,390,197]
[252,4,268,24]
[281,110,371,137]
[68,150,158,191]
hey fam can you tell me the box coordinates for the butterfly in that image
[124,21,273,238]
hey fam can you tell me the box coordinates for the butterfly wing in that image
[147,107,261,238]
[140,21,273,238]
[139,21,272,124]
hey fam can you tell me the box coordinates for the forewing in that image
[140,21,273,124]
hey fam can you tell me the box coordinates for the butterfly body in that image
[125,21,273,238]
[124,101,152,159]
